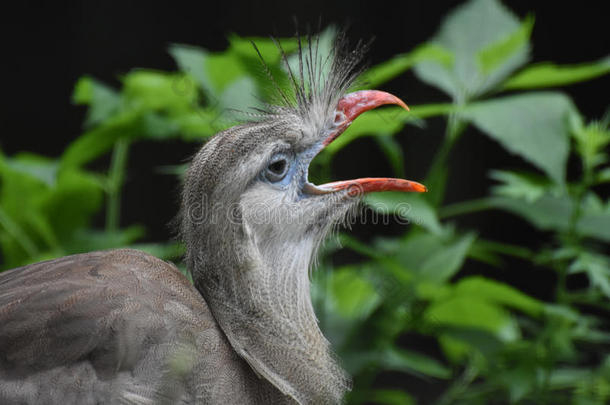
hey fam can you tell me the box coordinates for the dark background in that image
[1,1,608,297]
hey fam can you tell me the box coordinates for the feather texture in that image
[0,249,286,403]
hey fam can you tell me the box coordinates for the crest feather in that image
[253,29,371,127]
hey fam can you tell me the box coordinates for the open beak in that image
[308,90,427,196]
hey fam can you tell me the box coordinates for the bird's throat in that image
[197,234,349,404]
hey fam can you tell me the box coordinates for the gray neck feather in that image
[185,197,350,404]
[178,31,370,403]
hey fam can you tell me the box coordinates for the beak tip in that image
[397,98,410,112]
[412,182,427,193]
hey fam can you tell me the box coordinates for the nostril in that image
[334,111,345,124]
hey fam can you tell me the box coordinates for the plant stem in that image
[475,239,535,260]
[106,139,130,232]
[439,197,494,219]
[435,359,478,405]
[426,113,466,208]
[0,206,39,258]
[556,143,594,303]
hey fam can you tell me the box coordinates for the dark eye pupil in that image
[269,159,286,174]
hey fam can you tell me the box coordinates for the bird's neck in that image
[193,233,349,404]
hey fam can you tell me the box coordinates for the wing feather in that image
[0,249,288,404]
[0,250,203,403]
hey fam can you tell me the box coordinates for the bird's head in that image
[182,90,424,267]
[181,41,425,278]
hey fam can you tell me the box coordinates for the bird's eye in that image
[264,155,290,183]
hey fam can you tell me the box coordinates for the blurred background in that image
[1,1,609,404]
[1,1,607,243]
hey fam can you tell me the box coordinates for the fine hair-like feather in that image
[251,30,371,127]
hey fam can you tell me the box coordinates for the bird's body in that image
[0,249,286,404]
[0,34,426,404]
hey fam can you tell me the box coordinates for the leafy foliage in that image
[1,1,609,403]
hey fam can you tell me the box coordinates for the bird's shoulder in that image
[0,249,290,404]
[0,249,222,372]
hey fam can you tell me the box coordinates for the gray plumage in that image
[0,33,421,404]
[1,249,284,403]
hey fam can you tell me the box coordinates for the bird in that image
[0,33,426,404]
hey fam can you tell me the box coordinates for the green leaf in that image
[408,103,458,120]
[72,75,96,104]
[478,14,534,74]
[468,238,534,264]
[365,192,443,235]
[168,44,216,96]
[414,232,475,283]
[140,112,181,139]
[576,195,610,242]
[63,226,145,254]
[487,194,610,242]
[337,235,412,287]
[61,111,141,167]
[379,346,451,379]
[424,276,542,363]
[466,240,504,267]
[549,367,594,390]
[358,43,454,89]
[311,263,383,352]
[227,33,298,60]
[39,169,104,243]
[488,194,572,232]
[569,252,610,298]
[426,296,518,360]
[503,56,610,90]
[595,168,610,184]
[339,234,387,260]
[130,242,186,261]
[122,70,198,113]
[390,231,475,283]
[499,365,537,402]
[286,26,337,91]
[490,170,553,203]
[72,76,121,126]
[202,52,249,97]
[0,158,57,258]
[170,43,255,100]
[355,389,415,405]
[571,115,610,170]
[329,266,381,320]
[3,153,59,187]
[414,0,529,100]
[454,276,544,316]
[227,34,298,103]
[173,108,231,140]
[465,92,575,183]
[171,37,291,109]
[0,156,104,267]
[219,76,261,113]
[0,205,39,262]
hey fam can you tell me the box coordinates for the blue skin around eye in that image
[261,151,296,187]
[263,142,324,197]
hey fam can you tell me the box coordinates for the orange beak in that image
[316,90,426,196]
